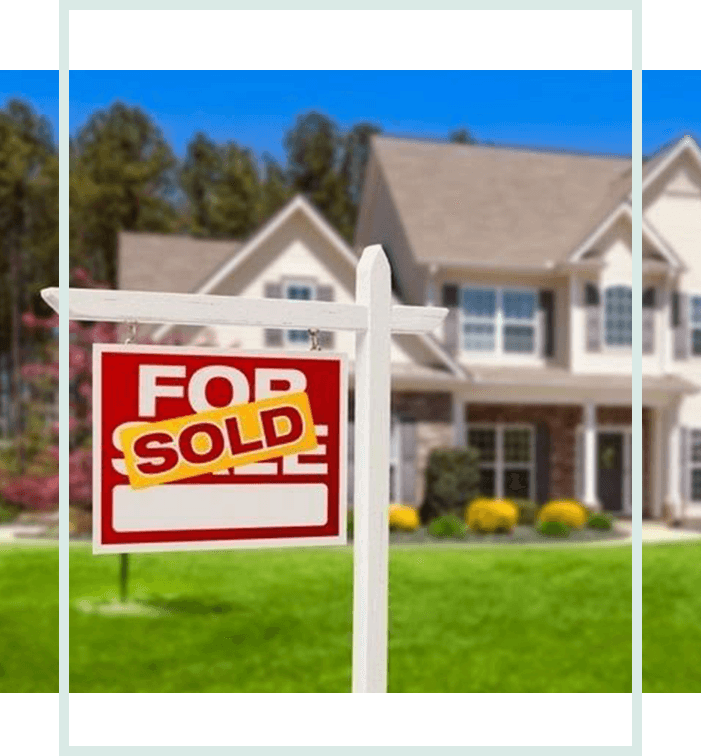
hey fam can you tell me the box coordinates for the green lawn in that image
[0,542,58,692]
[70,542,631,693]
[644,541,701,692]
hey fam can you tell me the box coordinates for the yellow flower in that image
[465,498,518,533]
[538,500,588,529]
[388,503,420,531]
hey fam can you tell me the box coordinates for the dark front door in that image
[597,432,624,512]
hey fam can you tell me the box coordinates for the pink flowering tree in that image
[0,268,185,525]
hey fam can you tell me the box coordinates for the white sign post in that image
[44,244,447,694]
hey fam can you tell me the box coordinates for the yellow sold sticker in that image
[120,391,317,489]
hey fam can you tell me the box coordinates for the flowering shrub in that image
[0,268,189,524]
[465,497,519,533]
[538,500,588,530]
[389,503,420,531]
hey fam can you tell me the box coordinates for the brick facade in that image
[362,392,639,509]
[466,403,583,500]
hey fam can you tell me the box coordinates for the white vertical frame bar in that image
[352,245,392,693]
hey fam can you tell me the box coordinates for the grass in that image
[0,541,58,692]
[644,541,701,692]
[70,542,631,693]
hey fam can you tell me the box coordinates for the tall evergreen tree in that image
[0,99,58,439]
[284,112,355,239]
[70,102,177,285]
[180,132,221,236]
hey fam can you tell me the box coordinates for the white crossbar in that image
[41,287,446,335]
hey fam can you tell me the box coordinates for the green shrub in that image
[538,520,570,538]
[428,513,467,539]
[587,513,613,530]
[513,498,538,525]
[420,447,480,522]
[347,509,354,539]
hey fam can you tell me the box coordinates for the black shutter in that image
[539,290,555,358]
[441,283,459,307]
[671,291,680,327]
[534,423,550,505]
[316,285,335,349]
[264,282,283,347]
[674,292,689,359]
[584,282,600,306]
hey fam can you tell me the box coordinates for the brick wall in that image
[466,403,583,500]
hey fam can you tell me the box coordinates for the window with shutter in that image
[459,286,538,355]
[604,285,632,347]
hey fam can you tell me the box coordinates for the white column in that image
[352,245,391,693]
[452,393,465,447]
[664,403,682,521]
[582,401,599,509]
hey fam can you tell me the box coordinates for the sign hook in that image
[308,328,321,351]
[123,321,138,345]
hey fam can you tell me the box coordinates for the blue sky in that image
[644,71,701,157]
[70,70,631,161]
[0,70,58,140]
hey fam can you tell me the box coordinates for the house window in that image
[604,285,632,347]
[285,282,314,343]
[467,424,534,499]
[689,430,701,501]
[461,287,537,354]
[689,296,701,355]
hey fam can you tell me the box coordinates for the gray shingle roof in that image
[118,231,242,293]
[371,135,632,268]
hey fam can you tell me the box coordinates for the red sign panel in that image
[93,344,347,553]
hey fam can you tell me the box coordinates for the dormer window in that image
[604,285,632,347]
[460,286,538,354]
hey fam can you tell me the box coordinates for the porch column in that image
[452,393,466,447]
[582,401,599,509]
[664,402,683,521]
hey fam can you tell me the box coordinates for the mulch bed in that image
[385,523,628,546]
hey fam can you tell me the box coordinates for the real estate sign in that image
[93,344,347,553]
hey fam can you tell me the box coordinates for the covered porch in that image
[450,368,694,515]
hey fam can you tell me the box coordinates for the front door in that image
[597,432,624,512]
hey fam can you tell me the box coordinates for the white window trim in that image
[602,282,633,352]
[687,293,701,358]
[460,285,540,356]
[689,428,701,502]
[467,422,535,500]
[574,424,631,514]
[283,278,317,346]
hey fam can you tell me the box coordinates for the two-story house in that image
[640,134,701,523]
[116,133,700,523]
